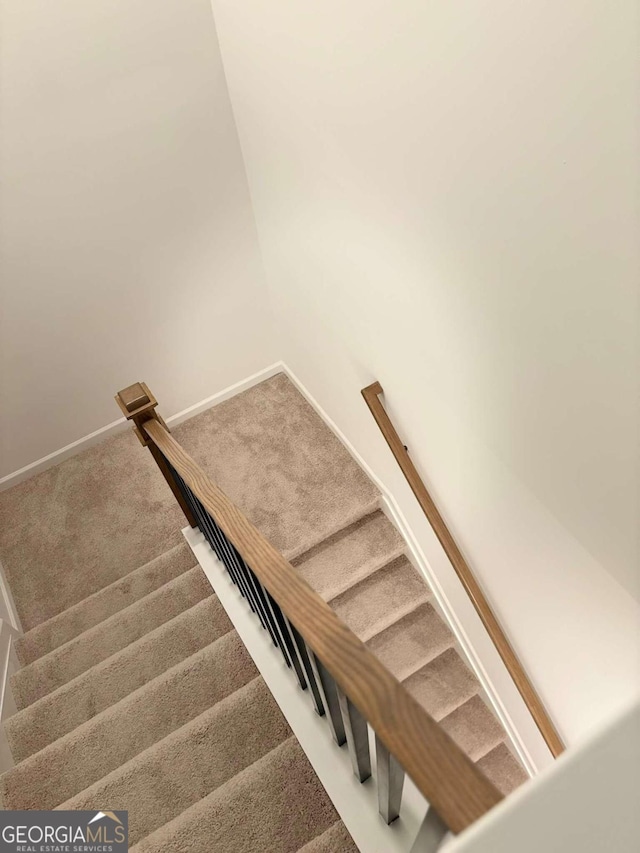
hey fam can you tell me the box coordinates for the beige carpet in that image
[1,554,348,850]
[293,507,528,794]
[0,431,185,631]
[175,373,380,560]
[0,374,378,631]
[0,372,526,849]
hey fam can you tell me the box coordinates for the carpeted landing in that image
[0,373,527,849]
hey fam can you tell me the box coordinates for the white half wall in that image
[447,702,640,853]
[209,0,640,746]
[0,0,277,478]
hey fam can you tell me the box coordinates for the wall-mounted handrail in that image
[361,381,565,758]
[116,382,503,837]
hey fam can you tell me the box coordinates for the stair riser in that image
[15,544,197,666]
[0,632,257,810]
[328,555,430,642]
[129,738,338,853]
[298,821,358,853]
[292,509,404,601]
[6,596,231,762]
[59,677,291,846]
[11,567,212,709]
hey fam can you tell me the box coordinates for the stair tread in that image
[130,736,338,853]
[297,821,358,853]
[10,565,212,708]
[402,647,480,721]
[476,742,529,795]
[6,595,232,762]
[0,631,257,810]
[15,542,196,666]
[439,694,505,762]
[293,509,404,601]
[330,554,430,641]
[366,602,455,681]
[59,677,291,847]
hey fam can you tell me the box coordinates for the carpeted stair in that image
[10,564,212,708]
[298,820,358,853]
[0,372,527,849]
[293,506,528,795]
[14,542,197,666]
[0,548,352,851]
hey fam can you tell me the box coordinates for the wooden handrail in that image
[138,415,503,833]
[361,381,565,758]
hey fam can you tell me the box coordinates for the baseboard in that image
[0,418,131,493]
[0,363,286,493]
[164,362,285,428]
[279,363,550,776]
[183,525,429,853]
[0,558,22,634]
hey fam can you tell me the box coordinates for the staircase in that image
[0,542,352,849]
[291,509,526,792]
[0,373,528,849]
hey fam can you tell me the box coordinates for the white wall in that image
[0,0,277,478]
[448,702,640,853]
[209,0,640,746]
[2,0,637,753]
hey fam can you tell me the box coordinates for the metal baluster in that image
[306,646,346,745]
[337,688,371,782]
[195,496,257,612]
[279,613,311,691]
[258,586,307,678]
[175,478,299,671]
[223,541,274,634]
[195,497,244,591]
[235,554,280,648]
[169,471,259,622]
[170,469,228,572]
[186,490,230,573]
[184,486,227,559]
[170,469,211,547]
[288,623,325,715]
[202,504,256,610]
[375,733,405,823]
[197,501,242,579]
[242,579,288,667]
